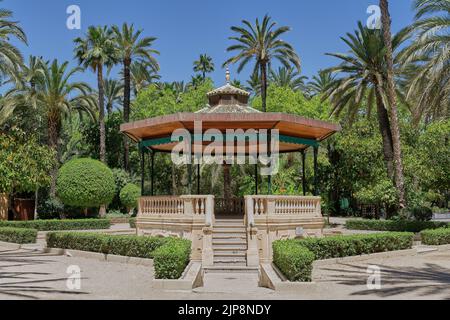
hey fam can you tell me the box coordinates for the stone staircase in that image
[212,218,248,267]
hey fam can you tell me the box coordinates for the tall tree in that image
[74,25,117,164]
[193,54,215,79]
[129,62,160,96]
[112,23,159,171]
[402,0,450,123]
[380,0,407,208]
[0,5,27,83]
[323,22,410,181]
[269,66,308,92]
[34,60,94,197]
[308,70,335,97]
[104,78,123,116]
[224,15,301,112]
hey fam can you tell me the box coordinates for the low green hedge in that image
[345,219,448,233]
[273,240,315,282]
[153,238,192,279]
[0,227,37,244]
[421,228,450,245]
[129,218,136,229]
[273,232,414,282]
[0,219,111,231]
[46,232,191,279]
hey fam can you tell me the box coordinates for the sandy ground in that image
[1,244,449,300]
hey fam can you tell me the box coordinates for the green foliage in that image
[0,227,37,244]
[129,217,136,228]
[251,85,332,120]
[57,158,115,208]
[46,232,191,279]
[273,240,315,282]
[409,206,433,221]
[297,232,414,260]
[0,219,110,231]
[345,219,448,233]
[120,183,141,209]
[0,129,55,193]
[421,228,450,246]
[153,238,191,279]
[273,232,413,282]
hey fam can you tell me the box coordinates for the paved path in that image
[1,244,449,300]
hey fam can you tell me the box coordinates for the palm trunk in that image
[97,65,106,163]
[260,63,268,112]
[48,113,60,198]
[375,87,395,180]
[380,0,407,209]
[123,58,131,172]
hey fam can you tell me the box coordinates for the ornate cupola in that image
[197,68,260,114]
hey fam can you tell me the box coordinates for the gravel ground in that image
[1,245,449,300]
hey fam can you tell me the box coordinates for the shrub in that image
[0,227,37,244]
[297,232,414,260]
[273,240,315,282]
[345,219,447,233]
[46,232,192,279]
[409,206,433,221]
[0,219,110,231]
[37,197,65,220]
[129,218,136,229]
[120,184,141,211]
[421,228,450,245]
[272,232,414,282]
[56,158,115,208]
[153,238,192,279]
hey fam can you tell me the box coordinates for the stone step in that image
[213,238,247,245]
[215,219,245,226]
[213,244,247,251]
[213,259,247,266]
[213,227,246,233]
[214,250,246,257]
[204,266,259,273]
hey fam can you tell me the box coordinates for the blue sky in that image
[4,0,416,87]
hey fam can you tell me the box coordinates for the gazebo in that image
[121,71,341,268]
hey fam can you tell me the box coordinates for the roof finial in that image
[225,66,230,84]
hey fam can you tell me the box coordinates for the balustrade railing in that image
[244,195,321,219]
[215,197,245,216]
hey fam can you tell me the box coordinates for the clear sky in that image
[4,0,416,87]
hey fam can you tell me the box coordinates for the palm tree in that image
[245,71,262,96]
[0,5,27,83]
[308,70,336,97]
[380,0,407,209]
[104,78,123,116]
[188,74,205,89]
[269,66,308,92]
[112,23,159,171]
[224,15,301,112]
[193,54,214,79]
[35,60,95,196]
[129,61,160,96]
[323,22,410,181]
[402,0,450,123]
[74,25,117,164]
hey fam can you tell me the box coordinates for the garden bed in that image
[0,227,37,244]
[46,232,191,279]
[345,219,448,233]
[0,219,111,231]
[273,232,414,282]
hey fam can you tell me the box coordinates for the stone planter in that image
[0,193,8,221]
[13,198,35,221]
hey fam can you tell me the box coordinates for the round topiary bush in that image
[120,183,141,214]
[56,158,115,210]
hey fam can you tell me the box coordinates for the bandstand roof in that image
[121,72,341,154]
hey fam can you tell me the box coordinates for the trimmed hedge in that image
[421,228,450,245]
[345,219,448,233]
[0,227,37,244]
[273,232,414,282]
[129,218,136,229]
[297,232,414,260]
[0,219,111,231]
[273,240,315,282]
[153,238,192,279]
[46,232,191,279]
